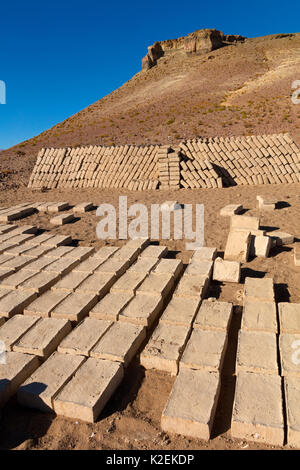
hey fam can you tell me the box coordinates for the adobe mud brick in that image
[184,260,213,278]
[37,202,56,212]
[159,297,201,327]
[152,259,183,279]
[194,300,233,332]
[58,318,112,356]
[43,246,78,259]
[90,322,146,367]
[26,233,57,246]
[51,292,98,322]
[18,271,60,294]
[279,333,300,377]
[1,234,35,246]
[0,242,22,255]
[180,329,228,372]
[236,330,278,375]
[64,246,95,261]
[294,247,300,267]
[257,196,276,210]
[13,317,71,359]
[89,291,134,321]
[224,229,251,262]
[191,247,217,262]
[111,271,148,294]
[43,258,79,276]
[18,352,85,413]
[24,290,71,317]
[93,246,119,260]
[0,233,33,247]
[0,211,26,223]
[173,274,208,299]
[140,322,191,375]
[213,257,240,283]
[95,258,130,277]
[75,272,115,297]
[161,368,221,441]
[72,202,93,213]
[0,288,12,300]
[119,294,163,327]
[284,376,300,448]
[266,230,294,246]
[0,267,15,282]
[278,303,300,334]
[47,202,69,213]
[50,213,75,225]
[0,254,15,266]
[0,351,40,407]
[244,277,274,302]
[73,256,106,273]
[0,231,19,243]
[139,245,168,259]
[230,215,260,230]
[112,244,140,263]
[0,314,39,351]
[249,235,271,258]
[0,290,37,318]
[220,204,243,217]
[231,372,284,446]
[136,273,174,298]
[242,301,277,333]
[41,235,72,247]
[52,271,90,292]
[0,224,16,234]
[53,358,124,423]
[128,257,159,274]
[8,226,37,236]
[8,244,52,259]
[125,238,150,251]
[22,256,56,272]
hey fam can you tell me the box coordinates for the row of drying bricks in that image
[183,150,300,186]
[0,201,99,227]
[0,201,83,224]
[29,146,160,190]
[0,236,299,447]
[180,136,300,185]
[0,231,200,423]
[180,133,299,160]
[159,275,300,448]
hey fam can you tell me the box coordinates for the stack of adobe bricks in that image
[28,133,300,190]
[157,146,181,190]
[179,133,300,186]
[28,145,159,191]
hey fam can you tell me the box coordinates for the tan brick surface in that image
[161,368,221,440]
[18,352,85,412]
[140,322,191,374]
[53,358,124,422]
[231,372,284,446]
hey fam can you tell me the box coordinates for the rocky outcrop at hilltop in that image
[142,28,245,70]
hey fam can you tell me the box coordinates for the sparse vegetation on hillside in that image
[1,32,300,184]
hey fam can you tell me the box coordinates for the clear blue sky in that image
[0,0,299,149]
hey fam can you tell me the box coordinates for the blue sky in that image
[0,0,299,149]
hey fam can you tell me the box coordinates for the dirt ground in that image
[0,182,299,450]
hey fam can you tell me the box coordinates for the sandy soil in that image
[0,182,299,450]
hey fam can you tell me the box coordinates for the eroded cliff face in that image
[142,28,245,70]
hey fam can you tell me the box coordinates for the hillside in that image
[1,29,300,188]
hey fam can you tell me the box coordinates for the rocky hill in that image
[1,29,300,188]
[141,29,245,70]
